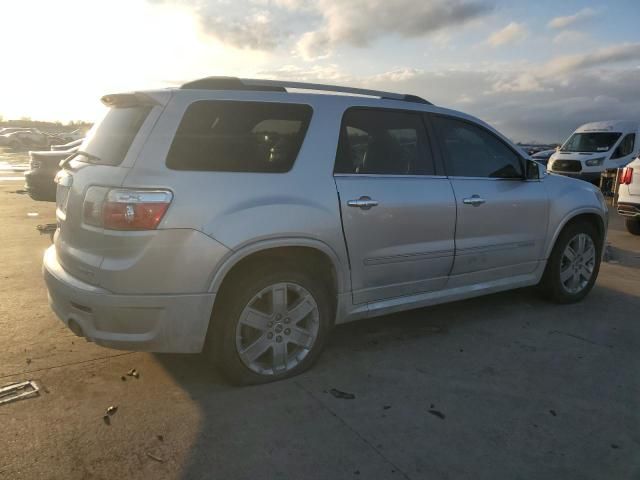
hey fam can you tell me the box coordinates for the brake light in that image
[83,187,172,230]
[621,167,633,185]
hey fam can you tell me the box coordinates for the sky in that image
[1,0,639,143]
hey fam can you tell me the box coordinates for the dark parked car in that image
[50,138,83,151]
[25,146,78,201]
[531,149,556,167]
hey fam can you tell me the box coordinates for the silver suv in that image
[44,77,608,384]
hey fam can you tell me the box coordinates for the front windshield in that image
[561,132,622,153]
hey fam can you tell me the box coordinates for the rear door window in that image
[334,108,435,175]
[80,106,152,165]
[166,101,312,173]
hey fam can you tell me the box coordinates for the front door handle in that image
[462,195,486,207]
[347,196,379,210]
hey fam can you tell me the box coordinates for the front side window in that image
[561,132,622,153]
[334,108,434,175]
[613,133,635,159]
[166,101,312,173]
[432,116,522,178]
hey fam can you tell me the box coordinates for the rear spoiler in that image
[100,91,170,108]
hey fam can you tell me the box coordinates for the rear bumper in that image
[43,246,216,353]
[617,202,640,218]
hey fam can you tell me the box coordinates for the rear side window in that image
[334,108,435,175]
[166,101,312,173]
[432,115,523,179]
[81,106,151,165]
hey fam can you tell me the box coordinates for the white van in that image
[548,120,639,183]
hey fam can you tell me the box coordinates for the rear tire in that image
[539,221,602,303]
[625,217,640,236]
[209,262,333,385]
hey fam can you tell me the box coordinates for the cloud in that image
[552,30,589,45]
[150,0,492,53]
[487,22,528,47]
[546,42,640,74]
[548,7,597,29]
[201,11,283,50]
[309,0,493,48]
[296,30,331,60]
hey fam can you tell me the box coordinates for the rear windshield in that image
[166,101,312,173]
[561,132,622,153]
[80,105,151,165]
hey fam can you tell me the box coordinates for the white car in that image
[617,155,640,235]
[548,120,639,184]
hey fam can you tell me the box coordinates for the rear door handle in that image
[347,196,379,210]
[462,195,486,207]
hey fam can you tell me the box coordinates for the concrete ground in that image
[0,179,639,480]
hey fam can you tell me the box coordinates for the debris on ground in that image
[146,452,164,463]
[383,405,391,410]
[329,388,356,400]
[157,435,164,442]
[36,224,57,242]
[121,376,126,381]
[26,212,39,218]
[103,405,118,425]
[549,409,557,417]
[611,444,620,449]
[428,409,445,419]
[126,368,140,379]
[8,189,27,194]
[26,358,31,364]
[106,405,118,415]
[0,380,40,406]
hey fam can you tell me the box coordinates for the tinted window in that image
[334,109,434,175]
[166,101,312,172]
[433,116,522,178]
[561,132,622,153]
[81,106,151,165]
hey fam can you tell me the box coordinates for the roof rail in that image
[180,77,432,105]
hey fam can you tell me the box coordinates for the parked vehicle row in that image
[617,158,640,235]
[25,139,82,201]
[42,77,608,384]
[548,120,639,183]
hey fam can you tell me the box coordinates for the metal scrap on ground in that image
[0,380,40,406]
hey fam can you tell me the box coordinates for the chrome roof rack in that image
[180,77,432,105]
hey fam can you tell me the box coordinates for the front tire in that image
[539,221,602,303]
[625,217,640,236]
[210,264,333,385]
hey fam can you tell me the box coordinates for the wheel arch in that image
[208,238,348,296]
[545,208,606,259]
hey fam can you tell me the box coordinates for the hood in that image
[549,150,608,162]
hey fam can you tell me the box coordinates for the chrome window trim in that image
[333,173,448,179]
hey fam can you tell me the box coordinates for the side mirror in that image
[526,159,541,180]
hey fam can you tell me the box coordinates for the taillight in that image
[83,187,172,230]
[621,167,634,185]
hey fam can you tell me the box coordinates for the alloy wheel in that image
[559,233,596,294]
[235,282,320,376]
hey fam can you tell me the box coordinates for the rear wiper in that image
[59,151,102,168]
